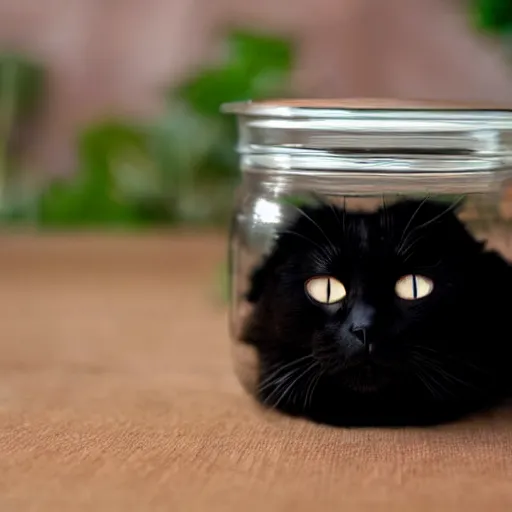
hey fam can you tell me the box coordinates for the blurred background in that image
[0,0,510,235]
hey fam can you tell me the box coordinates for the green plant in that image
[472,0,512,34]
[36,29,294,229]
[0,53,45,222]
[39,122,152,227]
[471,0,512,62]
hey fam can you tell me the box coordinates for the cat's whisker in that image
[398,196,464,255]
[272,363,316,408]
[342,197,347,232]
[305,368,324,410]
[417,356,480,393]
[409,354,438,385]
[412,364,442,400]
[286,203,339,255]
[280,230,332,259]
[423,370,455,399]
[380,194,393,238]
[268,361,319,409]
[413,196,465,232]
[302,373,315,410]
[309,191,331,211]
[258,364,314,403]
[259,355,313,391]
[328,199,343,231]
[300,362,320,410]
[409,351,479,399]
[262,354,312,375]
[260,364,308,405]
[409,345,491,376]
[399,233,428,259]
[258,368,299,394]
[396,196,430,252]
[411,357,456,400]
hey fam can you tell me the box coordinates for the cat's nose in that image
[349,326,367,345]
[346,303,375,346]
[347,326,377,358]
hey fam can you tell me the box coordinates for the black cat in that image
[241,198,512,427]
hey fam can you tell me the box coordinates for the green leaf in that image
[177,29,294,116]
[177,66,255,117]
[472,0,512,34]
[38,120,152,227]
[226,30,294,73]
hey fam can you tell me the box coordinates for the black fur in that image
[241,198,512,427]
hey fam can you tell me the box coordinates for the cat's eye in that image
[395,274,434,300]
[305,276,347,304]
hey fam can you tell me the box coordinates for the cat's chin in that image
[341,363,393,394]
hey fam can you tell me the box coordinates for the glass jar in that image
[221,99,512,426]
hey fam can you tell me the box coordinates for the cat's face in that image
[243,199,511,425]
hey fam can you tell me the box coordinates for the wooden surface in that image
[0,233,510,511]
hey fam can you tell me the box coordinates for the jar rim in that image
[221,98,512,119]
[223,98,512,178]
